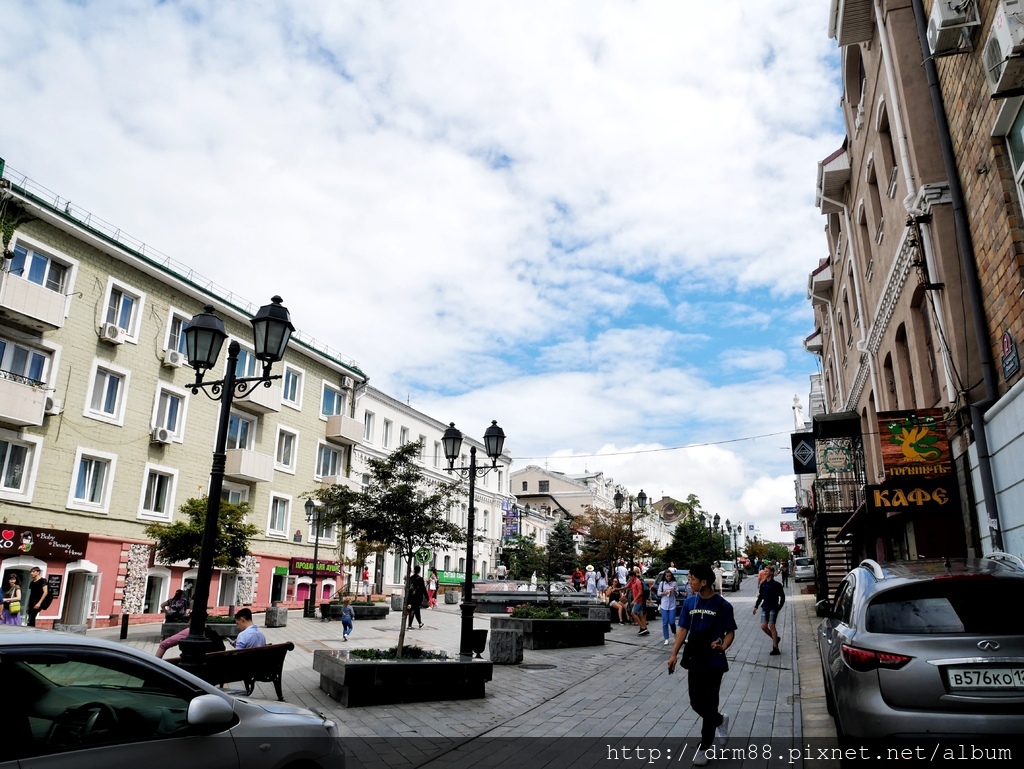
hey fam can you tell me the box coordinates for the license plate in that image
[947,667,1024,690]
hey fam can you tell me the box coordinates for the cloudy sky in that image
[1,0,842,543]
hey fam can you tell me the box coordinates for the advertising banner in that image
[289,558,341,577]
[0,526,88,561]
[791,433,816,474]
[779,521,805,533]
[877,409,952,479]
[866,476,959,518]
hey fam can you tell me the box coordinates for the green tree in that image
[745,539,769,564]
[546,518,577,578]
[504,534,544,580]
[576,505,633,576]
[766,542,791,563]
[144,497,259,569]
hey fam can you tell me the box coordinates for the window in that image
[153,386,187,439]
[282,366,304,409]
[221,482,249,505]
[0,439,28,493]
[418,435,426,461]
[69,448,117,513]
[399,426,409,445]
[139,464,177,520]
[311,518,336,544]
[382,419,393,448]
[522,481,528,491]
[0,336,50,385]
[434,441,442,468]
[165,310,189,354]
[233,345,257,378]
[268,496,290,536]
[538,480,550,493]
[363,411,375,441]
[316,443,341,478]
[9,242,68,292]
[275,427,298,472]
[104,278,145,338]
[321,382,343,417]
[85,361,130,425]
[227,413,256,450]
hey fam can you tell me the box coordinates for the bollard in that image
[120,613,130,640]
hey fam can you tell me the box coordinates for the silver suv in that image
[816,554,1024,742]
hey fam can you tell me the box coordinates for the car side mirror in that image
[188,693,234,726]
[815,599,833,619]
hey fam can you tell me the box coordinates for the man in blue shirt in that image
[233,608,267,649]
[753,564,785,655]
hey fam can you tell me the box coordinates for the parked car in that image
[794,556,815,582]
[0,625,345,768]
[815,555,1024,743]
[718,561,741,591]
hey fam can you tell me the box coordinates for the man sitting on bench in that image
[232,608,267,648]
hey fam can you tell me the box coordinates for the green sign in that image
[415,547,431,564]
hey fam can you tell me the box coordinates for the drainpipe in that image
[910,0,1003,551]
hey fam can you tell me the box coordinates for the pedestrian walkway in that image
[86,575,837,768]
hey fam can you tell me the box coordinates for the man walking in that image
[628,568,649,636]
[26,567,46,627]
[407,565,426,630]
[753,564,785,655]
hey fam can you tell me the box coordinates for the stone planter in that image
[490,617,608,650]
[390,593,405,611]
[265,606,289,628]
[320,603,390,620]
[312,649,492,707]
[161,622,240,641]
[444,590,461,604]
[489,628,523,664]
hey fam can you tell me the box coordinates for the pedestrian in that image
[156,624,226,658]
[407,565,426,630]
[713,561,724,593]
[628,568,649,636]
[496,562,507,580]
[361,566,372,601]
[585,565,598,596]
[779,560,790,589]
[340,597,355,641]
[427,567,439,608]
[667,563,736,766]
[571,566,584,592]
[597,569,608,602]
[232,608,267,648]
[160,589,189,621]
[615,559,628,586]
[26,567,46,627]
[607,579,628,624]
[658,568,678,646]
[2,574,21,625]
[757,561,770,587]
[753,564,785,655]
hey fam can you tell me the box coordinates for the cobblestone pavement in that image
[86,575,836,767]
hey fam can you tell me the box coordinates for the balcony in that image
[829,0,873,47]
[816,146,850,215]
[325,414,362,446]
[0,272,67,331]
[808,260,833,306]
[321,473,360,492]
[234,381,281,414]
[804,329,823,355]
[0,372,46,427]
[224,449,274,483]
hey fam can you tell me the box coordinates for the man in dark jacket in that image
[26,567,46,627]
[407,566,426,630]
[753,565,785,655]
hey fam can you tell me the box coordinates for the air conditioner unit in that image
[44,397,63,416]
[100,322,125,345]
[928,1,971,54]
[162,349,185,368]
[341,376,355,390]
[986,0,1024,95]
[151,426,173,444]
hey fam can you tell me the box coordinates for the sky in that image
[1,0,843,545]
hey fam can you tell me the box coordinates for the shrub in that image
[349,645,447,660]
[510,604,580,619]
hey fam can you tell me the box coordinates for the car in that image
[0,625,345,768]
[815,555,1024,743]
[794,556,815,582]
[718,561,741,591]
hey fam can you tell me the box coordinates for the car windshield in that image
[866,580,1024,634]
[795,558,813,567]
[719,563,735,572]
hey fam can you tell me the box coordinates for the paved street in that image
[87,575,837,768]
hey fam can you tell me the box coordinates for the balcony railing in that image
[0,271,67,331]
[325,414,362,446]
[224,449,274,483]
[0,373,46,427]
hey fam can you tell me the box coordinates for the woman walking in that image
[2,574,22,625]
[658,568,678,646]
[427,568,439,609]
[340,597,354,641]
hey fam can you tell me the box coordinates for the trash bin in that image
[444,590,461,604]
[265,605,288,628]
[390,593,405,612]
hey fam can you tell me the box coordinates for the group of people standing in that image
[2,568,49,627]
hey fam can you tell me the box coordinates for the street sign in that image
[780,521,805,533]
[781,506,799,515]
[415,547,432,564]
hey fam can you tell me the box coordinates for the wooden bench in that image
[169,641,294,701]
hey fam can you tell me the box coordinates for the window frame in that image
[67,446,118,514]
[7,234,79,307]
[268,494,291,538]
[320,380,344,419]
[281,364,305,411]
[363,411,375,442]
[225,339,258,379]
[84,358,132,426]
[221,482,250,505]
[102,276,146,343]
[226,410,257,451]
[275,426,299,474]
[315,441,342,480]
[382,419,393,448]
[137,462,179,521]
[0,429,43,503]
[164,306,191,355]
[151,383,189,441]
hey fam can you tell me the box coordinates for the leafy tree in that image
[145,497,259,570]
[663,507,729,568]
[546,518,577,577]
[766,542,791,563]
[503,534,544,580]
[745,539,769,564]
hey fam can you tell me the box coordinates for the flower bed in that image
[489,616,608,649]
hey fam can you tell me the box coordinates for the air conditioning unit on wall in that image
[986,0,1024,96]
[151,426,173,444]
[162,349,185,368]
[928,0,974,54]
[341,376,355,390]
[44,397,63,416]
[100,322,125,345]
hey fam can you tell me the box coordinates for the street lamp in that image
[178,297,294,669]
[304,499,324,618]
[613,489,647,570]
[442,420,506,658]
[725,518,731,558]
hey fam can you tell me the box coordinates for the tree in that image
[576,504,639,575]
[145,497,259,570]
[546,518,577,577]
[766,541,791,563]
[503,534,544,580]
[745,539,769,564]
[328,441,465,655]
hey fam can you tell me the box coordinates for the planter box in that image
[319,603,390,620]
[490,617,608,650]
[265,606,289,628]
[312,649,492,707]
[161,622,240,641]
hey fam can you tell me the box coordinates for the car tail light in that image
[841,644,912,672]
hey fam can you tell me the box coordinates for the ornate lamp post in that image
[713,513,722,559]
[725,518,731,558]
[304,499,324,618]
[178,297,294,668]
[442,420,506,658]
[613,489,647,570]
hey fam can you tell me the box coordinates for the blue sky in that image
[1,0,843,542]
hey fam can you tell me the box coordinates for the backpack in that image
[640,579,651,603]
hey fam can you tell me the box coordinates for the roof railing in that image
[858,559,885,580]
[983,551,1024,571]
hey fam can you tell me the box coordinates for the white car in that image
[794,556,815,582]
[0,625,345,769]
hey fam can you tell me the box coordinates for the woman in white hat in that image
[585,564,598,596]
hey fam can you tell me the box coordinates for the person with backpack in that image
[667,563,737,765]
[628,568,649,636]
[26,567,48,627]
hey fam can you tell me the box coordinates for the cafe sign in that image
[0,526,88,560]
[878,409,952,479]
[866,477,958,518]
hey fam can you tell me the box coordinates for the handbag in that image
[8,601,19,613]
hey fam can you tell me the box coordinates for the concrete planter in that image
[161,622,240,641]
[490,617,608,650]
[312,649,492,707]
[265,606,289,628]
[444,590,461,604]
[320,603,390,620]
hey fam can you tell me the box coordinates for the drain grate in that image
[519,663,557,670]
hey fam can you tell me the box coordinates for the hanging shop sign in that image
[781,506,799,515]
[816,438,855,475]
[866,476,958,517]
[0,526,88,560]
[877,409,952,479]
[791,433,816,475]
[1002,332,1020,381]
[289,558,341,577]
[779,521,805,533]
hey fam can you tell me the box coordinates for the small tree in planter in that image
[145,497,259,581]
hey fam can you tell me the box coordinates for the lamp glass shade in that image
[442,423,463,463]
[637,490,647,510]
[304,498,316,523]
[483,420,505,460]
[725,518,731,529]
[250,296,295,363]
[613,491,624,511]
[713,513,721,528]
[184,305,227,371]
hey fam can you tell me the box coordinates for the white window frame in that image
[0,429,43,504]
[137,462,179,521]
[7,234,79,317]
[226,410,257,451]
[275,426,299,474]
[221,482,250,505]
[164,306,191,354]
[67,446,118,514]
[151,383,189,442]
[102,276,146,343]
[225,338,258,379]
[267,494,291,538]
[281,364,305,411]
[363,411,375,442]
[315,441,341,480]
[309,516,337,545]
[0,334,53,386]
[320,380,344,419]
[84,358,131,426]
[382,419,392,448]
[399,426,409,446]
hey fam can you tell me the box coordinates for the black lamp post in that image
[178,297,294,669]
[613,489,647,570]
[713,513,721,559]
[304,499,323,618]
[442,420,506,658]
